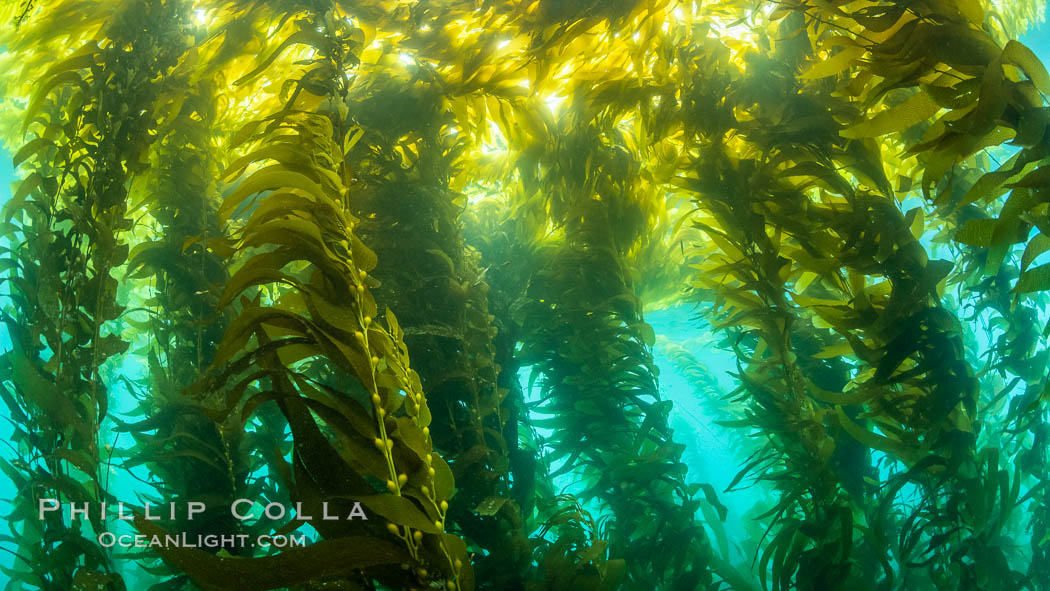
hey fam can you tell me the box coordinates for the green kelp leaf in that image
[135,518,407,591]
[0,256,18,275]
[835,406,918,464]
[958,168,1018,207]
[219,265,300,308]
[12,137,56,168]
[637,321,655,347]
[696,483,728,521]
[1008,164,1050,189]
[955,218,997,247]
[598,559,626,591]
[43,473,95,505]
[0,383,28,425]
[841,91,940,138]
[432,453,455,501]
[1016,262,1050,293]
[474,496,508,516]
[357,495,442,533]
[351,234,378,272]
[1003,40,1050,96]
[6,348,87,439]
[443,533,474,591]
[698,496,731,563]
[1013,107,1050,147]
[760,519,799,591]
[1021,234,1050,273]
[53,448,98,478]
[3,171,41,222]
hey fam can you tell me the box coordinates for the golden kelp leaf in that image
[801,44,865,80]
[212,305,308,366]
[980,189,1042,275]
[24,70,90,131]
[793,271,818,294]
[235,29,328,86]
[239,193,332,234]
[908,207,924,240]
[807,384,877,405]
[350,234,378,272]
[219,168,329,222]
[221,145,307,182]
[813,341,854,359]
[971,126,1017,156]
[841,91,940,138]
[954,0,984,25]
[343,126,364,153]
[22,41,99,126]
[599,559,626,591]
[1003,40,1050,96]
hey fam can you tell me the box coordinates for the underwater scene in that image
[1,0,1050,590]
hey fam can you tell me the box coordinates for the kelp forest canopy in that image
[0,0,1049,590]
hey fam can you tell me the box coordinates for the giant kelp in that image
[0,1,194,587]
[0,1,1049,590]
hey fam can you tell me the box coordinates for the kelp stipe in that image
[116,49,271,588]
[346,92,531,586]
[497,109,730,587]
[158,4,475,589]
[674,4,1050,590]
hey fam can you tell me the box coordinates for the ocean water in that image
[1,3,1049,591]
